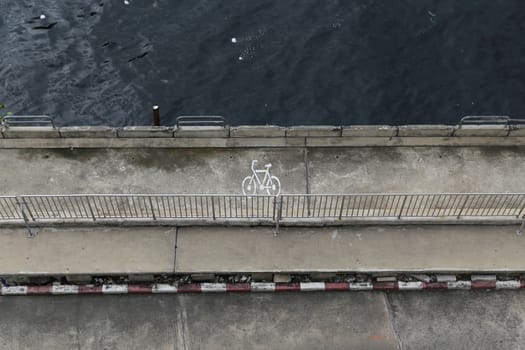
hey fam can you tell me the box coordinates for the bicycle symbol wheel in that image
[242,175,257,196]
[266,176,281,196]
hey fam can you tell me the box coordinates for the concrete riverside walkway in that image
[1,225,524,277]
[2,136,525,277]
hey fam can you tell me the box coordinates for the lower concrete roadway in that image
[1,291,525,350]
[1,224,524,276]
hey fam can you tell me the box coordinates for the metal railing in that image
[458,116,525,128]
[0,193,522,221]
[280,193,525,219]
[1,115,56,129]
[176,116,225,128]
[0,196,23,220]
[18,194,276,221]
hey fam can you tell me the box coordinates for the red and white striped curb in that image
[1,280,524,296]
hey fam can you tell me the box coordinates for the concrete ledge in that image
[286,126,341,137]
[117,126,173,138]
[1,127,61,139]
[2,136,525,148]
[342,125,397,137]
[398,125,454,137]
[174,126,230,138]
[508,125,525,137]
[59,126,116,138]
[230,125,286,138]
[453,125,509,137]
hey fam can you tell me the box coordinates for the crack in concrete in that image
[383,292,403,350]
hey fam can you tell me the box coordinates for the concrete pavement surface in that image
[0,227,176,275]
[2,146,525,196]
[176,225,525,273]
[1,292,525,350]
[2,224,525,276]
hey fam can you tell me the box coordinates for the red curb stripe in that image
[177,283,202,293]
[27,286,52,295]
[373,282,399,291]
[275,283,301,292]
[79,285,103,294]
[325,282,350,291]
[128,285,153,294]
[471,281,496,289]
[425,282,448,290]
[226,283,251,292]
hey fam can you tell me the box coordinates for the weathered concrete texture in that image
[0,227,176,275]
[308,146,525,193]
[2,292,525,349]
[388,291,525,349]
[117,126,173,138]
[0,293,397,350]
[59,126,117,138]
[0,148,306,195]
[175,225,525,273]
[2,146,525,196]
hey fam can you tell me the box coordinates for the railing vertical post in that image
[518,198,525,219]
[16,197,37,238]
[86,196,96,221]
[397,196,408,219]
[338,196,345,220]
[148,196,156,220]
[212,196,216,220]
[274,196,282,236]
[518,217,525,236]
[456,195,470,219]
[20,196,35,221]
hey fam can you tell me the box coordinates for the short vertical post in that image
[518,216,525,236]
[152,105,160,126]
[274,196,282,236]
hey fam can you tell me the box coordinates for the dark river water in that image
[1,0,525,126]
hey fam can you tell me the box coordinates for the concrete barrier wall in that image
[0,124,519,141]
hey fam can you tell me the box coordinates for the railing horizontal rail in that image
[2,193,523,223]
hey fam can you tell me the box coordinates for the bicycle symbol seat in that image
[242,160,281,196]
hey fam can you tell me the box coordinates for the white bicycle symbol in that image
[242,160,281,196]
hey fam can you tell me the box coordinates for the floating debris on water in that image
[39,14,46,20]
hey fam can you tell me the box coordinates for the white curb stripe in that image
[496,280,521,290]
[251,282,275,292]
[1,286,28,295]
[300,282,326,291]
[201,283,227,292]
[398,281,424,290]
[52,285,79,295]
[349,282,373,291]
[448,281,471,290]
[152,284,178,293]
[471,275,496,281]
[102,284,128,294]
